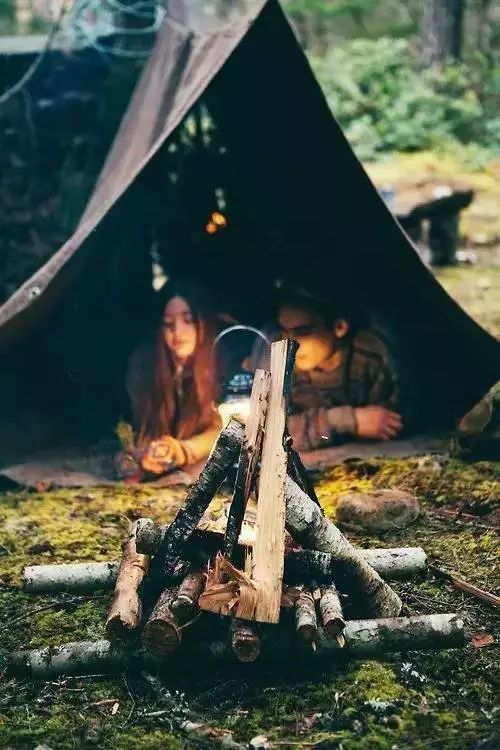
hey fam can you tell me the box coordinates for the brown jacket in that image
[126,344,221,465]
[288,329,398,450]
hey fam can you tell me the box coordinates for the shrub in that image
[311,37,500,160]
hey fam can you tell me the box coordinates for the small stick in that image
[171,570,206,624]
[141,588,182,660]
[230,619,261,663]
[295,588,318,644]
[105,521,150,644]
[319,585,345,638]
[429,564,500,608]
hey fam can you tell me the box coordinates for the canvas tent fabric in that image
[0,0,498,465]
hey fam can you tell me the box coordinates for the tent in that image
[0,0,498,464]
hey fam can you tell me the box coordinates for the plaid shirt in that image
[288,329,398,450]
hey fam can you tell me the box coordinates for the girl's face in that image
[163,296,198,363]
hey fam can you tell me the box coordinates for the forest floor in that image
[0,261,498,750]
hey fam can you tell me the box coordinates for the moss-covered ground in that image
[0,453,498,750]
[1,259,498,749]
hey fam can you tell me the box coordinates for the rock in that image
[336,489,420,532]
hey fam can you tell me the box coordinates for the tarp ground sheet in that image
[0,0,498,468]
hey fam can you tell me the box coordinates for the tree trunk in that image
[421,0,465,65]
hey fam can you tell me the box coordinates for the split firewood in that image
[7,614,465,679]
[295,588,318,644]
[285,475,402,618]
[23,561,120,593]
[171,569,207,624]
[230,619,261,663]
[251,340,296,623]
[105,521,150,644]
[429,564,500,608]
[319,585,345,640]
[141,587,182,660]
[149,420,244,583]
[223,369,271,559]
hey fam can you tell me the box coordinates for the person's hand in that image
[114,451,143,481]
[141,436,186,473]
[354,406,403,441]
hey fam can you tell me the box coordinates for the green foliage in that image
[311,37,500,160]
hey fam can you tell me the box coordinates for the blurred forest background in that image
[0,1,499,333]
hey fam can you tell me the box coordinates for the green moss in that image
[1,455,499,749]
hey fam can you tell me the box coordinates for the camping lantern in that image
[213,325,270,428]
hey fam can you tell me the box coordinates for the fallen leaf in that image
[472,632,495,648]
[111,702,119,715]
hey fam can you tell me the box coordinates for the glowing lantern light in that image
[211,211,227,227]
[205,221,217,234]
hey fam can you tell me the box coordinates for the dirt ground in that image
[0,262,498,750]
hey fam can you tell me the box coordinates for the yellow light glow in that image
[218,397,251,429]
[211,211,227,227]
[205,221,217,234]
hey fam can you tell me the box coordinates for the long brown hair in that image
[138,280,218,443]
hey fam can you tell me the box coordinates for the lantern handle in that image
[212,324,271,352]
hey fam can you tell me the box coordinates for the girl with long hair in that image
[123,279,221,475]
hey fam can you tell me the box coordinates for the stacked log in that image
[12,341,465,678]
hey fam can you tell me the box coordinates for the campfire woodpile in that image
[10,341,465,679]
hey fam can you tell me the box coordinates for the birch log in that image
[7,614,464,678]
[285,476,402,618]
[105,521,150,644]
[319,585,345,638]
[23,562,120,593]
[295,589,318,643]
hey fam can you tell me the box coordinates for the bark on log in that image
[7,614,464,678]
[21,546,427,595]
[295,589,318,644]
[150,420,244,583]
[23,561,120,593]
[361,547,427,579]
[285,476,402,618]
[319,585,345,638]
[230,619,261,663]
[224,369,271,559]
[171,570,207,624]
[105,521,150,644]
[141,588,182,660]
